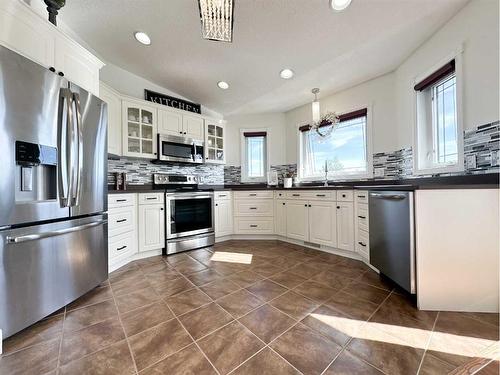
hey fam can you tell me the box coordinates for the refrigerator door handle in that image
[5,219,108,244]
[57,88,73,207]
[71,92,83,206]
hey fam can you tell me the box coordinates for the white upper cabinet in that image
[0,0,55,67]
[309,202,337,247]
[336,202,354,251]
[183,114,204,139]
[99,82,122,156]
[205,119,226,164]
[0,1,103,96]
[158,109,205,139]
[54,34,101,95]
[158,109,183,136]
[122,100,157,159]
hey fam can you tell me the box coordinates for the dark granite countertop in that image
[107,173,498,194]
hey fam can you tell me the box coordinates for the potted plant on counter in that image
[283,171,294,188]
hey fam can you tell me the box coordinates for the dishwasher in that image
[369,190,416,294]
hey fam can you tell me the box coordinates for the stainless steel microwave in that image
[157,134,204,164]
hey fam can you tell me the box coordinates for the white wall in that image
[225,113,286,166]
[395,0,499,147]
[100,63,223,119]
[282,0,499,164]
[284,72,396,164]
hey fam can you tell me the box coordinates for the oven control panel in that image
[154,174,199,185]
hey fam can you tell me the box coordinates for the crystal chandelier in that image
[310,88,340,138]
[198,0,234,42]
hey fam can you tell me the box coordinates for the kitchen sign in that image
[144,89,201,114]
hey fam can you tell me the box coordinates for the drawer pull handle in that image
[250,224,258,228]
[337,206,340,209]
[316,194,326,197]
[282,202,285,206]
[116,199,127,202]
[249,207,257,210]
[358,242,366,247]
[219,194,227,197]
[146,197,157,200]
[117,245,127,251]
[342,194,346,198]
[116,219,127,223]
[249,194,257,196]
[357,215,366,219]
[292,194,300,197]
[358,195,366,198]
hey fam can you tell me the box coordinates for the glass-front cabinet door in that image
[122,101,157,158]
[205,119,225,164]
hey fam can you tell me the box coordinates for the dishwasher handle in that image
[369,192,407,200]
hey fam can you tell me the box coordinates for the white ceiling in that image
[59,0,469,115]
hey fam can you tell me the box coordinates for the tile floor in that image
[1,240,498,375]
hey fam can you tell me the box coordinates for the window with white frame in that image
[299,108,370,180]
[414,58,463,173]
[241,131,267,182]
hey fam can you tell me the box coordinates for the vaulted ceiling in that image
[60,0,469,115]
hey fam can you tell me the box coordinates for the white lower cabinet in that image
[138,193,165,252]
[275,199,287,236]
[285,200,309,241]
[215,195,233,238]
[354,190,370,262]
[233,191,274,235]
[108,194,137,271]
[336,202,354,251]
[309,202,337,247]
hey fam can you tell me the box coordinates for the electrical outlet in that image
[491,150,499,167]
[466,154,477,170]
[374,168,385,178]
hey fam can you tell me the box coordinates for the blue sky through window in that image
[302,117,367,177]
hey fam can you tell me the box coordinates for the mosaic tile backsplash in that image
[109,122,498,186]
[108,158,224,185]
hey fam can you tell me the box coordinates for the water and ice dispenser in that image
[15,141,57,202]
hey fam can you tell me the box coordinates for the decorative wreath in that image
[313,112,340,138]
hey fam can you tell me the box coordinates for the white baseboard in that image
[109,249,163,273]
[216,234,372,266]
[109,236,373,274]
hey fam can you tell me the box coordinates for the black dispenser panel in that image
[16,141,57,166]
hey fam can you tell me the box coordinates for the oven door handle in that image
[166,194,214,200]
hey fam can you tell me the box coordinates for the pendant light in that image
[311,88,321,123]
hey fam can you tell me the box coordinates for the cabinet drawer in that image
[336,190,353,202]
[235,200,274,216]
[215,191,232,200]
[274,191,285,199]
[108,206,135,237]
[234,190,274,199]
[108,193,136,208]
[355,190,369,204]
[285,191,334,200]
[138,193,164,205]
[356,205,369,232]
[285,191,308,200]
[234,218,274,234]
[108,231,135,261]
[356,229,369,259]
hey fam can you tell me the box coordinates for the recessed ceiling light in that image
[134,31,151,45]
[330,0,352,11]
[217,81,229,90]
[280,68,294,79]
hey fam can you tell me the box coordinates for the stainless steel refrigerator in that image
[0,45,108,338]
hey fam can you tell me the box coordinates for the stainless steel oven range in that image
[153,174,215,255]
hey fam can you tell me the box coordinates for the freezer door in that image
[68,83,108,217]
[0,215,108,338]
[0,45,70,227]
